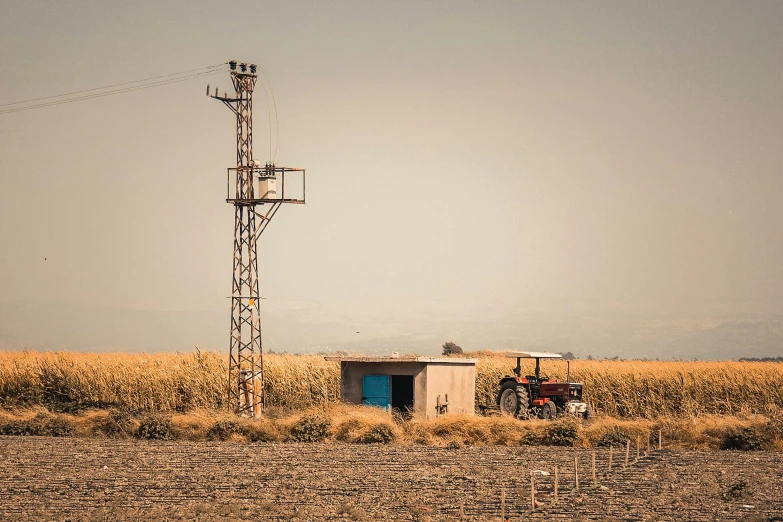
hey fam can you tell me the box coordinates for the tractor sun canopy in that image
[505,351,562,359]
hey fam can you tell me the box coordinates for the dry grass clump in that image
[541,417,582,446]
[512,417,585,447]
[332,410,400,444]
[136,414,174,440]
[289,413,332,442]
[204,418,283,442]
[0,408,75,437]
[581,417,657,448]
[94,408,137,438]
[0,404,781,449]
[276,403,402,444]
[168,409,283,442]
[406,413,534,446]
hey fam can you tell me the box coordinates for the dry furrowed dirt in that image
[0,437,781,521]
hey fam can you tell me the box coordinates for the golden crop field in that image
[1,350,782,419]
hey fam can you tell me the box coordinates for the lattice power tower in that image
[208,60,305,416]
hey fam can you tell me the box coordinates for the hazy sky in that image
[1,1,782,355]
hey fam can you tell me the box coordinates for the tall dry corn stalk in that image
[0,350,781,417]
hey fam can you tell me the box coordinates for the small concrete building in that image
[324,356,477,419]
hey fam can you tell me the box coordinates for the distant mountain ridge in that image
[0,300,780,360]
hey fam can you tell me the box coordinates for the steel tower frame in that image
[209,61,305,416]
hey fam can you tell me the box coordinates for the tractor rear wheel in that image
[541,400,557,420]
[582,406,594,423]
[497,382,519,416]
[497,382,530,418]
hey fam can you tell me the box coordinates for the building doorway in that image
[391,375,414,413]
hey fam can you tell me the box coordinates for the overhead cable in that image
[255,65,280,163]
[0,64,227,115]
[0,62,226,107]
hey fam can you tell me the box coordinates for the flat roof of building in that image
[323,356,476,364]
[506,351,562,359]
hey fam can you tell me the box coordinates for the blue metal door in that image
[362,375,390,409]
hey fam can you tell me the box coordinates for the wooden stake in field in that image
[608,444,613,472]
[460,501,464,520]
[636,436,641,462]
[554,465,559,500]
[659,429,663,450]
[624,440,630,468]
[647,432,651,454]
[574,455,579,491]
[500,487,506,520]
[592,452,597,486]
[530,472,535,511]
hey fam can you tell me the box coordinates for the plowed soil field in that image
[0,437,781,521]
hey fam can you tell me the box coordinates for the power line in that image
[254,70,274,162]
[0,70,222,115]
[0,62,227,108]
[0,68,226,115]
[258,65,280,163]
[0,68,226,114]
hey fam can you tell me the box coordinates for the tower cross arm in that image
[207,87,241,115]
[208,95,240,116]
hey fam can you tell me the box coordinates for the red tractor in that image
[496,352,592,420]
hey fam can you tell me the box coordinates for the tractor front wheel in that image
[540,400,557,420]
